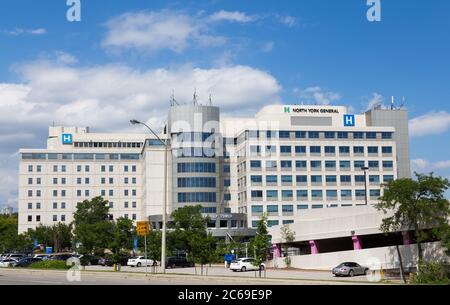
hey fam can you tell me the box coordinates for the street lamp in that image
[130,119,168,273]
[361,167,369,205]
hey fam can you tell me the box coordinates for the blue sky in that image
[0,0,449,208]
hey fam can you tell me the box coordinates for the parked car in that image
[0,258,18,268]
[127,256,156,267]
[79,255,100,266]
[229,258,265,272]
[49,253,73,261]
[14,257,42,267]
[165,256,194,269]
[332,262,369,277]
[33,254,49,260]
[4,254,27,260]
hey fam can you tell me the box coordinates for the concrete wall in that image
[269,242,449,270]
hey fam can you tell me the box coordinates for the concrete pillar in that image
[352,235,362,250]
[402,231,412,245]
[272,244,282,258]
[309,240,319,254]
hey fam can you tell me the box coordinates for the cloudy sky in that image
[0,0,449,209]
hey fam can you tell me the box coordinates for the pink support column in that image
[272,244,282,258]
[402,231,412,245]
[309,240,319,254]
[352,235,363,250]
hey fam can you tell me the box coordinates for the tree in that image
[190,232,215,275]
[375,173,450,262]
[250,213,271,277]
[0,214,31,252]
[109,217,133,264]
[280,224,296,268]
[72,196,115,255]
[146,230,162,262]
[26,223,73,252]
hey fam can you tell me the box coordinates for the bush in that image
[28,260,72,270]
[410,261,449,285]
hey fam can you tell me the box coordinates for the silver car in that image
[332,262,368,277]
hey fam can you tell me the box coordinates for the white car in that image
[0,259,18,268]
[229,258,266,272]
[33,254,50,260]
[127,256,156,267]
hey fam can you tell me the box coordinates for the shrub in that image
[410,261,449,285]
[29,260,72,270]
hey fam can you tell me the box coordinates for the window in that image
[28,202,32,209]
[251,175,262,183]
[53,202,57,209]
[308,131,320,139]
[85,165,90,172]
[353,132,364,139]
[339,146,350,154]
[77,165,82,172]
[297,190,308,199]
[61,178,66,185]
[267,205,278,213]
[353,146,364,154]
[296,175,307,183]
[61,202,66,209]
[324,131,335,139]
[341,190,353,199]
[266,190,278,200]
[310,161,321,169]
[297,204,308,210]
[384,175,394,182]
[382,132,393,139]
[224,179,231,187]
[325,161,336,169]
[355,175,365,183]
[296,161,307,169]
[37,178,41,185]
[340,175,352,183]
[281,175,292,183]
[267,220,279,227]
[251,190,263,199]
[265,146,276,154]
[61,215,66,222]
[282,205,294,213]
[53,165,58,172]
[53,215,57,222]
[224,193,231,201]
[251,205,263,214]
[177,192,217,203]
[132,165,137,172]
[325,146,336,154]
[326,190,338,199]
[338,132,348,139]
[177,163,216,173]
[326,175,337,183]
[36,165,42,172]
[178,177,216,188]
[295,146,306,154]
[36,215,41,222]
[311,175,322,183]
[28,165,33,172]
[250,145,261,156]
[311,190,323,199]
[250,160,262,169]
[355,190,366,197]
[124,165,129,172]
[109,165,114,172]
[383,161,394,169]
[223,165,230,173]
[101,165,106,172]
[280,160,292,168]
[28,178,33,185]
[109,190,114,196]
[369,161,379,169]
[279,131,290,138]
[280,146,292,153]
[77,178,82,185]
[366,132,377,139]
[282,190,293,199]
[61,165,66,172]
[382,146,393,154]
[266,175,277,183]
[340,161,351,170]
[312,205,323,209]
[370,190,381,197]
[28,215,32,222]
[368,146,379,154]
[266,160,277,169]
[354,161,365,169]
[295,131,306,139]
[28,190,33,197]
[36,202,41,209]
[310,146,321,154]
[369,175,380,183]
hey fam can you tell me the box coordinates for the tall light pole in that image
[130,119,168,273]
[361,166,369,205]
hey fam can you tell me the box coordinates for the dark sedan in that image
[332,262,369,277]
[165,256,194,269]
[15,257,42,267]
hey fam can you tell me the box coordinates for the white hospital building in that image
[18,103,411,245]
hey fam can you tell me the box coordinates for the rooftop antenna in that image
[391,96,395,110]
[193,89,198,106]
[208,93,213,106]
[170,90,178,106]
[399,96,406,109]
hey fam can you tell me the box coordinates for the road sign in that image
[136,221,150,236]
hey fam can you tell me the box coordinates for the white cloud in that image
[102,10,226,53]
[2,27,46,36]
[294,86,341,105]
[0,56,282,207]
[409,111,450,137]
[209,10,256,23]
[366,92,384,110]
[412,159,450,171]
[277,15,297,27]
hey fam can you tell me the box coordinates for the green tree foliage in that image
[145,230,162,262]
[109,217,133,263]
[26,223,73,252]
[280,224,296,268]
[72,196,115,255]
[410,261,449,285]
[0,214,31,252]
[249,213,270,277]
[375,173,450,260]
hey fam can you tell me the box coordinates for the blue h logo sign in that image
[62,134,73,144]
[344,115,355,127]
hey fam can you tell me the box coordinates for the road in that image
[0,267,394,285]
